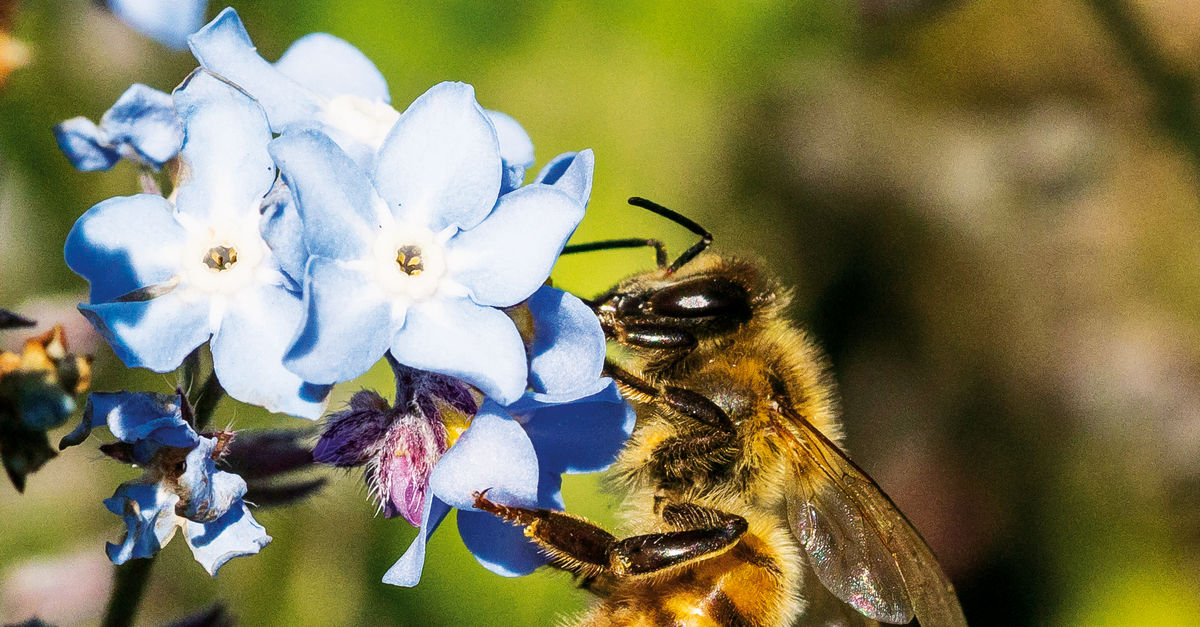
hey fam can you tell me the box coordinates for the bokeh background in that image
[2,0,1200,625]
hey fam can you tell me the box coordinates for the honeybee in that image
[475,198,966,626]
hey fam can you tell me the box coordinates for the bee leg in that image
[473,490,619,578]
[605,362,738,436]
[659,501,737,530]
[660,386,736,433]
[607,507,748,577]
[473,491,748,579]
[617,323,698,355]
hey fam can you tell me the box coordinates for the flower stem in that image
[192,370,225,432]
[101,557,155,627]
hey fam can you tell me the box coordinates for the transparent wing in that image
[772,406,967,627]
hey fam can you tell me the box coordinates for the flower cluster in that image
[55,7,631,582]
[61,391,270,575]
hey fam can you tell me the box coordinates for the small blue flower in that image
[63,70,329,419]
[383,286,635,586]
[188,8,534,172]
[105,0,208,50]
[188,8,542,288]
[61,391,270,575]
[270,81,586,405]
[53,84,183,171]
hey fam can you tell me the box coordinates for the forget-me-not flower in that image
[64,70,329,419]
[105,0,209,50]
[188,7,534,175]
[188,8,539,286]
[54,84,183,172]
[61,391,270,575]
[269,81,586,405]
[383,286,635,586]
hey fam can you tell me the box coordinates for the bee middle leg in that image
[473,492,747,579]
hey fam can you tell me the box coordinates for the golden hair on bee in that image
[475,198,965,627]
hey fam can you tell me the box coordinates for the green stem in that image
[1087,0,1200,173]
[192,370,225,432]
[101,557,155,627]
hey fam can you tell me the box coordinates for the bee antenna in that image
[558,197,713,273]
[626,197,712,273]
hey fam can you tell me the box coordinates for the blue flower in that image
[53,84,183,171]
[270,81,587,405]
[188,8,534,173]
[61,391,270,575]
[63,70,329,419]
[188,8,542,287]
[383,286,635,586]
[105,0,208,50]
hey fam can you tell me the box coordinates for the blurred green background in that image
[3,0,1200,625]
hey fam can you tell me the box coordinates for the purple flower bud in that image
[313,390,391,467]
[374,410,448,526]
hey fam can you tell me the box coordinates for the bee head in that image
[592,254,779,352]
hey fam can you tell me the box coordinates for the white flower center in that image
[372,223,448,302]
[180,216,267,297]
[321,95,401,153]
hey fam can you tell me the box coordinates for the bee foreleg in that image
[661,386,736,433]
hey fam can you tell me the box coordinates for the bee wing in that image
[774,408,966,627]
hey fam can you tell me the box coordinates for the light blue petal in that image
[184,503,271,576]
[498,164,526,196]
[53,117,119,171]
[458,509,549,577]
[211,283,330,418]
[188,8,322,131]
[275,33,389,103]
[173,70,275,225]
[486,110,533,195]
[447,184,584,308]
[94,391,196,447]
[64,194,186,303]
[373,82,501,232]
[428,403,538,510]
[527,286,605,396]
[382,494,451,587]
[177,440,243,522]
[486,110,534,169]
[104,483,180,565]
[107,0,207,50]
[61,391,193,451]
[80,291,212,373]
[533,149,594,207]
[258,182,306,289]
[284,257,395,384]
[101,84,184,167]
[537,471,566,511]
[520,381,634,475]
[269,129,386,261]
[389,297,527,405]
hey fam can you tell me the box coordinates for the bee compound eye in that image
[648,277,752,322]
